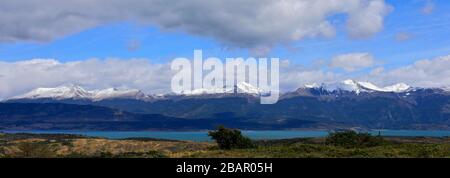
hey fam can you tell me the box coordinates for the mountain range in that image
[8,80,412,101]
[2,80,450,130]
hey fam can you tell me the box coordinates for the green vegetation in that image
[208,126,255,150]
[325,131,387,148]
[0,132,449,158]
[187,141,450,158]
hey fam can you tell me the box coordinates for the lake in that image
[2,130,450,142]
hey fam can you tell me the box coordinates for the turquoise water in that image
[3,130,450,142]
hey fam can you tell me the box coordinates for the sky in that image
[0,0,450,99]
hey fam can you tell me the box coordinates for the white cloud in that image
[369,67,385,76]
[0,58,341,99]
[288,54,450,89]
[3,54,450,99]
[346,0,392,39]
[0,0,392,49]
[279,60,340,91]
[0,58,174,99]
[329,53,377,71]
[366,55,450,88]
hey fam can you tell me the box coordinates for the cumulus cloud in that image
[329,53,377,71]
[346,0,392,39]
[0,0,391,49]
[365,55,450,88]
[3,54,450,99]
[279,60,340,91]
[0,58,341,99]
[0,59,174,99]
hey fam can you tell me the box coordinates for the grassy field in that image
[0,133,449,158]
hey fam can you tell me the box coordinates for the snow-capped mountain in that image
[91,88,148,101]
[236,82,264,94]
[304,79,412,94]
[4,80,450,131]
[10,85,150,101]
[179,87,232,95]
[10,84,92,100]
[179,82,265,96]
[8,82,267,101]
[381,83,412,93]
[6,80,415,101]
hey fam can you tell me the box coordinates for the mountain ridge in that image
[6,80,423,102]
[4,79,450,131]
[301,79,412,94]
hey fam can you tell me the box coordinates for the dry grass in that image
[1,133,449,158]
[0,136,213,158]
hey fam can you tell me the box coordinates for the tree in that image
[208,126,255,150]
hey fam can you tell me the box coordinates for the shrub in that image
[15,142,56,158]
[208,126,255,150]
[326,131,386,148]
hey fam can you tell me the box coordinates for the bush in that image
[326,131,386,148]
[15,142,56,158]
[208,126,255,150]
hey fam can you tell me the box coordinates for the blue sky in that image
[0,0,450,98]
[1,0,449,67]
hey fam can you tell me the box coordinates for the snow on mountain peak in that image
[11,85,149,101]
[304,83,320,88]
[178,87,223,95]
[236,82,263,94]
[382,83,411,92]
[313,79,362,94]
[304,80,412,94]
[91,88,147,101]
[12,84,91,100]
[11,82,266,100]
[340,79,362,93]
[9,80,414,101]
[179,82,264,96]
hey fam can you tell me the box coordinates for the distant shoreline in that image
[2,129,450,142]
